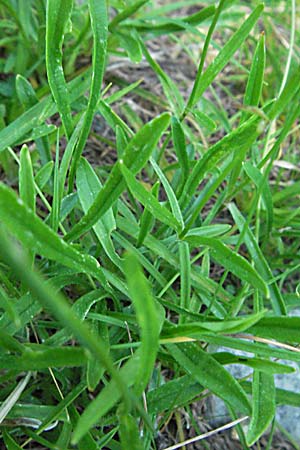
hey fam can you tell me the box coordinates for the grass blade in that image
[50,130,60,232]
[68,0,108,188]
[136,181,159,247]
[19,145,35,213]
[0,373,31,424]
[120,161,182,232]
[72,353,139,444]
[179,116,260,213]
[76,157,121,268]
[186,4,264,109]
[118,412,142,450]
[243,161,273,236]
[46,0,73,138]
[179,241,191,321]
[228,202,286,314]
[109,0,148,30]
[184,235,267,294]
[150,157,184,229]
[0,347,87,370]
[171,117,189,194]
[167,342,251,415]
[246,372,275,446]
[185,0,227,113]
[248,317,300,344]
[241,31,265,123]
[124,253,163,395]
[0,68,92,154]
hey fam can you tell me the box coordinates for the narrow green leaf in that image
[267,64,300,121]
[77,158,121,268]
[15,75,52,164]
[58,118,82,200]
[98,100,133,136]
[186,224,231,238]
[0,293,40,336]
[68,0,108,187]
[171,116,189,192]
[184,235,267,294]
[179,241,190,320]
[0,286,20,328]
[246,372,275,446]
[241,381,300,408]
[162,312,264,338]
[243,161,273,235]
[167,343,251,415]
[186,0,227,113]
[19,145,35,213]
[187,4,264,108]
[136,181,159,247]
[87,318,108,391]
[129,5,215,35]
[109,0,149,30]
[150,157,184,229]
[117,29,143,63]
[65,113,171,241]
[116,124,129,159]
[46,289,106,347]
[0,330,25,354]
[124,253,163,395]
[118,411,142,450]
[46,0,73,138]
[120,161,182,232]
[192,109,217,131]
[36,383,86,435]
[19,144,36,265]
[241,32,265,123]
[35,161,54,189]
[0,373,31,424]
[0,68,92,154]
[147,375,203,414]
[248,317,300,344]
[15,74,37,109]
[179,116,261,211]
[50,130,60,232]
[199,334,300,363]
[0,347,88,370]
[213,353,294,375]
[228,202,286,314]
[69,406,99,450]
[72,353,139,444]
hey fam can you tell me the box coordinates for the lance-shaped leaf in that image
[77,157,121,268]
[228,202,286,314]
[167,342,251,415]
[184,235,267,294]
[68,0,108,186]
[120,161,182,233]
[124,253,163,396]
[46,0,73,138]
[246,372,275,446]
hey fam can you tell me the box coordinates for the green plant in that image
[0,0,299,449]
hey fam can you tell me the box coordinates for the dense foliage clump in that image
[0,1,299,449]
